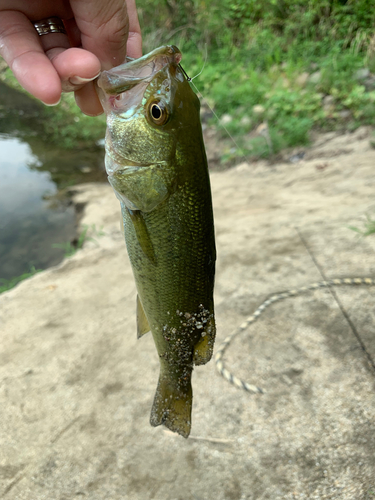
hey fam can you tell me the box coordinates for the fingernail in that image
[43,98,61,106]
[69,73,101,85]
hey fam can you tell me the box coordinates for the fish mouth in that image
[97,46,182,96]
[96,46,182,118]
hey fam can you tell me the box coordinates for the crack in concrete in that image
[295,226,375,373]
[51,416,81,444]
[3,472,25,497]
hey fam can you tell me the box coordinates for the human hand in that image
[0,0,142,115]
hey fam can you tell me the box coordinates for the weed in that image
[52,224,105,258]
[52,225,90,257]
[89,224,106,238]
[52,241,79,258]
[0,266,41,294]
[348,214,375,237]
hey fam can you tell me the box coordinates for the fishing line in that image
[179,44,207,82]
[179,55,256,165]
[190,44,208,81]
[190,79,247,160]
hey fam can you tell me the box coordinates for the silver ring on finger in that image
[33,17,67,36]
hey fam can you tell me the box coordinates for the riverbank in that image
[1,128,374,499]
[2,2,375,160]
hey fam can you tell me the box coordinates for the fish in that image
[96,45,216,438]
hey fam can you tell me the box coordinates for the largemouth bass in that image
[96,46,216,438]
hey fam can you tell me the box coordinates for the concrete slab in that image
[1,129,374,499]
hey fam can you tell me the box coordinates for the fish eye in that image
[151,104,161,119]
[148,101,169,125]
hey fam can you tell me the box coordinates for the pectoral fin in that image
[127,208,156,264]
[136,295,150,338]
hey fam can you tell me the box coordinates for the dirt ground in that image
[1,127,375,500]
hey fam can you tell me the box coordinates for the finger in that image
[74,80,103,116]
[126,0,142,58]
[63,17,81,48]
[33,19,100,92]
[0,10,61,104]
[3,0,73,22]
[126,31,142,59]
[38,29,70,54]
[70,0,129,69]
[45,45,101,92]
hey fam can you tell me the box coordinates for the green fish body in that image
[96,46,216,438]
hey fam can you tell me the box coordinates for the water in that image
[0,81,106,282]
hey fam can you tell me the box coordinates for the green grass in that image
[0,266,41,294]
[52,225,89,258]
[140,0,375,161]
[52,224,105,258]
[180,38,375,160]
[1,1,375,159]
[349,214,375,237]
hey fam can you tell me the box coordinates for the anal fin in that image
[193,315,216,365]
[137,295,150,338]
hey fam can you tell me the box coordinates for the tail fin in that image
[150,367,192,438]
